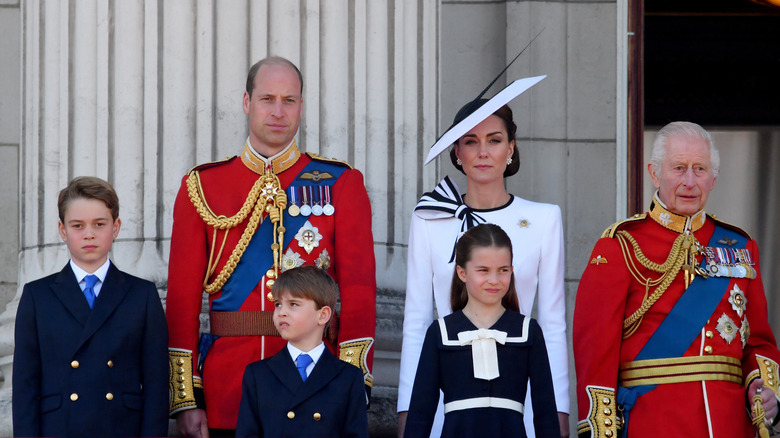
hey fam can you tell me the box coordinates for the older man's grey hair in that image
[650,121,720,179]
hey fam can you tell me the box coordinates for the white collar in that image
[287,342,326,365]
[70,258,111,284]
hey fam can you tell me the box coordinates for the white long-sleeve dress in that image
[398,177,570,437]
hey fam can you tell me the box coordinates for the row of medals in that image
[287,185,335,217]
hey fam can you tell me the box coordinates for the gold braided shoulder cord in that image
[616,230,694,338]
[186,171,269,294]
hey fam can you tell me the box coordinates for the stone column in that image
[1,0,438,435]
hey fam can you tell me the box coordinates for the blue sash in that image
[210,160,346,311]
[617,224,747,434]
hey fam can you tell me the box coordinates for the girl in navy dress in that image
[404,223,559,437]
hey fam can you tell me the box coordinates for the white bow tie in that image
[458,328,507,380]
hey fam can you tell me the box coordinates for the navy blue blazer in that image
[12,262,169,438]
[236,346,368,438]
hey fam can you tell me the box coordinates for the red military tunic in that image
[574,195,780,438]
[166,141,376,429]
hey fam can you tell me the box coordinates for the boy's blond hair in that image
[273,265,338,316]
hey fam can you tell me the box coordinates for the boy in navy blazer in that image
[12,176,169,437]
[236,265,368,438]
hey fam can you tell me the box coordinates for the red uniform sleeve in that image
[572,236,629,436]
[166,174,209,414]
[331,168,377,387]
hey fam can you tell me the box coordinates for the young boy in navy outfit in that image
[12,176,169,438]
[236,265,369,438]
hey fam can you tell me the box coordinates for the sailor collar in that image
[649,192,707,234]
[240,138,301,175]
[438,311,531,381]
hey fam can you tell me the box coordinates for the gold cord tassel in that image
[753,393,771,438]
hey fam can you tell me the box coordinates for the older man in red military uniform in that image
[574,121,780,438]
[166,56,376,437]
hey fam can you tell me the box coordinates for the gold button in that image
[605,419,612,426]
[345,357,353,363]
[604,408,612,416]
[178,391,187,399]
[769,380,775,386]
[603,397,611,405]
[769,373,774,380]
[178,384,186,390]
[106,393,113,400]
[177,367,185,374]
[705,331,713,339]
[107,360,114,368]
[765,360,771,366]
[266,269,276,279]
[346,350,354,356]
[177,376,185,383]
[70,393,78,401]
[313,412,321,421]
[176,358,184,366]
[266,280,275,289]
[704,346,713,354]
[71,360,79,369]
[267,292,274,301]
[605,430,614,437]
[287,411,295,419]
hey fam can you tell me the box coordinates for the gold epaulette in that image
[186,156,236,176]
[169,348,201,415]
[708,213,753,241]
[306,152,353,169]
[601,213,647,238]
[339,338,374,388]
[578,386,621,438]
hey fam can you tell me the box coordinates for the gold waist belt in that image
[620,355,743,387]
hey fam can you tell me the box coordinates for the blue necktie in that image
[296,353,313,382]
[83,274,99,309]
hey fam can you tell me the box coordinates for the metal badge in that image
[740,317,750,348]
[716,313,738,344]
[281,248,305,272]
[294,221,322,254]
[728,284,747,317]
[315,249,331,271]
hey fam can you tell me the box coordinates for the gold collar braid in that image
[649,193,706,233]
[186,168,288,295]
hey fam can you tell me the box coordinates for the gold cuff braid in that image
[748,355,780,396]
[339,338,374,388]
[169,349,199,415]
[579,386,621,438]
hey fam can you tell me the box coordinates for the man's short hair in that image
[273,265,338,312]
[57,176,120,223]
[650,121,721,178]
[245,56,304,97]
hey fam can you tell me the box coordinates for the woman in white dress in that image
[397,99,570,437]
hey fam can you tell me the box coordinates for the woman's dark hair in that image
[448,98,520,177]
[450,224,519,313]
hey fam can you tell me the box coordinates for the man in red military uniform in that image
[166,56,376,437]
[574,121,780,438]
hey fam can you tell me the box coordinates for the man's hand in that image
[177,409,209,438]
[749,379,779,424]
[558,412,570,438]
[397,411,408,438]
